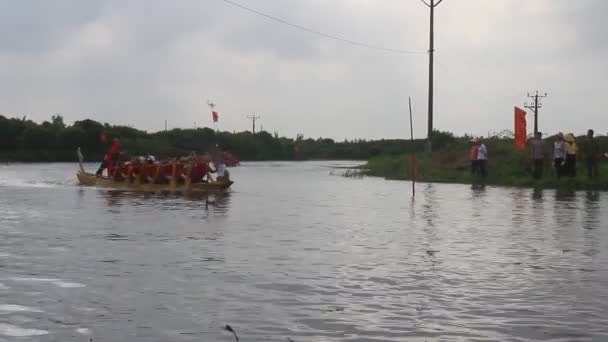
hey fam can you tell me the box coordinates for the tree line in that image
[3,114,605,163]
[0,115,442,162]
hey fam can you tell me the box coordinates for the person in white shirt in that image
[553,132,565,179]
[477,138,488,179]
[211,152,230,182]
[216,160,226,178]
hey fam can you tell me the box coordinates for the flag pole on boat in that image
[207,99,219,132]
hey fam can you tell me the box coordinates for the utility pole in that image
[524,91,547,135]
[247,115,261,134]
[164,120,167,132]
[420,0,444,151]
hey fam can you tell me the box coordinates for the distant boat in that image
[223,152,240,167]
[76,148,233,192]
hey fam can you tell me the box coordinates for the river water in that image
[1,161,607,341]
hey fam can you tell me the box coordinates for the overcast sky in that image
[0,0,606,140]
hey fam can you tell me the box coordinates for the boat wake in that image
[0,176,78,189]
[0,323,48,337]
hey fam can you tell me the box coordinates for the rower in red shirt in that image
[96,138,121,177]
[190,158,211,183]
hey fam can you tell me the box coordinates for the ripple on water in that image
[6,316,35,324]
[0,323,48,337]
[0,305,43,313]
[76,327,91,335]
[7,277,86,288]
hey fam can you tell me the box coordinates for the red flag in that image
[100,130,107,143]
[212,111,219,123]
[514,107,527,150]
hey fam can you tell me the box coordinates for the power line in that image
[220,0,426,55]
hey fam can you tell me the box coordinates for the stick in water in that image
[409,97,415,198]
[224,325,239,342]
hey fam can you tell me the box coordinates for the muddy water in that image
[1,162,607,341]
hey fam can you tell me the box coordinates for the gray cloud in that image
[0,1,103,54]
[0,0,607,139]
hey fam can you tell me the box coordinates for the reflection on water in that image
[555,188,577,202]
[553,189,578,230]
[1,162,608,341]
[532,187,543,200]
[98,189,232,213]
[511,188,528,226]
[470,183,486,194]
[422,183,438,227]
[583,191,600,230]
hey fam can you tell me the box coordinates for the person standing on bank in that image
[553,132,566,179]
[564,133,578,177]
[477,138,488,179]
[583,129,600,179]
[469,139,479,176]
[529,132,545,179]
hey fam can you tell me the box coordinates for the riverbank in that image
[364,146,608,190]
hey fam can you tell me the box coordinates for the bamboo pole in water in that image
[409,97,415,198]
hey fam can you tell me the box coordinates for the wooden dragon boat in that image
[76,148,233,192]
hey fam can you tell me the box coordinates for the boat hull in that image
[76,171,233,192]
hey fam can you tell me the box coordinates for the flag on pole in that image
[207,100,219,123]
[514,107,527,150]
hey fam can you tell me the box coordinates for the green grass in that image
[364,145,608,190]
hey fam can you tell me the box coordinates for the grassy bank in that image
[364,138,608,190]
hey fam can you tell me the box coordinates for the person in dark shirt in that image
[529,132,545,180]
[583,129,600,179]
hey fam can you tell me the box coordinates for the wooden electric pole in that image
[524,91,547,135]
[420,0,444,151]
[247,115,261,134]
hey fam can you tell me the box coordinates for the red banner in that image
[514,107,527,150]
[212,111,219,123]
